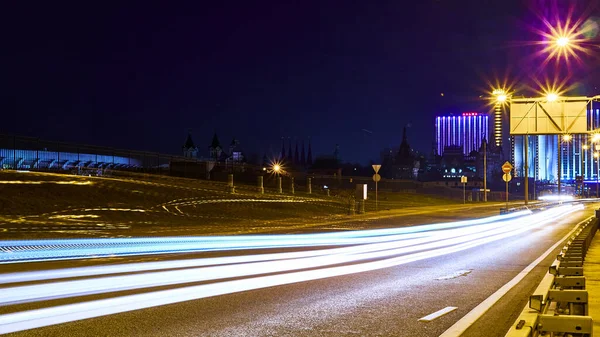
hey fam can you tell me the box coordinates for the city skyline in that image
[2,1,599,164]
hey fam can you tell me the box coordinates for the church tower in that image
[209,132,222,161]
[182,129,198,158]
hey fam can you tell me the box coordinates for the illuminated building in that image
[435,112,489,157]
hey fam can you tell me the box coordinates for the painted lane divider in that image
[418,307,458,322]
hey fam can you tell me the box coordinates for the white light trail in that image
[0,207,561,305]
[0,211,533,282]
[0,204,581,334]
[0,211,531,264]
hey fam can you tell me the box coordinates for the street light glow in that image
[496,94,507,103]
[273,164,281,173]
[593,133,600,143]
[556,36,570,47]
[546,92,559,102]
[531,11,593,66]
[562,134,572,142]
[583,144,589,150]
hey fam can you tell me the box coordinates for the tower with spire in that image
[280,137,286,161]
[182,129,198,158]
[307,138,313,166]
[288,138,293,165]
[209,132,223,161]
[294,140,299,166]
[395,126,415,179]
[301,141,306,166]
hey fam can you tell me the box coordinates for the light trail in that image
[0,210,531,264]
[0,204,574,305]
[0,204,582,334]
[0,210,533,282]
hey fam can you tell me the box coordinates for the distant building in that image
[209,133,225,161]
[182,130,198,158]
[435,112,489,157]
[395,126,415,179]
[225,138,245,171]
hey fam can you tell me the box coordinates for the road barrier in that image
[505,216,598,337]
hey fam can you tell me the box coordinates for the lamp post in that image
[559,133,572,198]
[273,163,283,193]
[582,144,588,196]
[483,138,487,202]
[594,152,600,198]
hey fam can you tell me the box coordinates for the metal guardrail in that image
[505,216,599,337]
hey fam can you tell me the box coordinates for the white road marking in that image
[418,306,458,322]
[436,269,472,280]
[439,216,592,337]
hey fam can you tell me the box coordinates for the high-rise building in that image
[435,112,489,157]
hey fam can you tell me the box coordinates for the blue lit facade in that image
[0,148,142,169]
[512,108,600,182]
[435,112,489,156]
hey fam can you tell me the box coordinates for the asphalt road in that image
[1,203,597,337]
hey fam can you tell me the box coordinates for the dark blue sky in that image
[2,1,599,164]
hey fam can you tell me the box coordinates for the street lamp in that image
[558,133,575,197]
[595,152,599,198]
[547,92,559,102]
[581,144,589,197]
[271,162,284,193]
[556,36,570,47]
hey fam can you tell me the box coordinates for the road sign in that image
[502,161,513,173]
[460,176,467,184]
[502,173,512,182]
[372,165,382,211]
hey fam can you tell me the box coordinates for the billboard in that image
[510,98,589,135]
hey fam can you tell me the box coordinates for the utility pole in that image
[483,139,487,202]
[558,136,561,198]
[524,134,528,205]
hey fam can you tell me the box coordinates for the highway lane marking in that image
[439,215,593,337]
[436,269,472,280]
[418,307,458,322]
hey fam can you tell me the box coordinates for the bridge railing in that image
[505,215,598,337]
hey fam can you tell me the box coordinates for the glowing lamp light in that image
[273,164,281,173]
[556,36,570,47]
[583,145,589,150]
[595,152,599,159]
[593,133,600,143]
[496,94,507,103]
[562,134,572,142]
[546,93,558,102]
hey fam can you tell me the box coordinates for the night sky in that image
[2,1,599,164]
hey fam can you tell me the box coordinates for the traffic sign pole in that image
[372,165,381,211]
[460,176,467,204]
[506,178,508,209]
[502,173,512,210]
[501,162,513,210]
